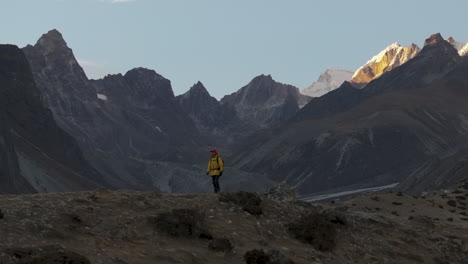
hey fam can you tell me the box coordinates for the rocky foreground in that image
[0,182,467,264]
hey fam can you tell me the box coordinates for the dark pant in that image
[212,175,221,193]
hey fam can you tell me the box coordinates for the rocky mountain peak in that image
[178,81,215,104]
[445,36,468,56]
[189,81,210,95]
[34,29,70,55]
[424,33,445,46]
[124,67,164,80]
[123,67,174,100]
[249,74,274,85]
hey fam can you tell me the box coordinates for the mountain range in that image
[0,29,467,197]
[230,33,468,196]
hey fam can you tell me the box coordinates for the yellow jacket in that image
[207,154,224,176]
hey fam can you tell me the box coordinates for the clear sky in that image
[2,0,468,99]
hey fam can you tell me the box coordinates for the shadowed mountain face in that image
[22,29,205,191]
[231,34,468,196]
[0,44,104,193]
[175,81,243,146]
[221,74,311,129]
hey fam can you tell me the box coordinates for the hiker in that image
[206,149,224,193]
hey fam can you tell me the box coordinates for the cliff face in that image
[0,44,104,193]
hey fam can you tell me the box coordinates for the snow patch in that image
[335,137,361,170]
[315,132,331,148]
[97,93,108,101]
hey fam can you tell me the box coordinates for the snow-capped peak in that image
[459,44,468,56]
[351,42,420,85]
[446,37,468,56]
[351,43,402,79]
[301,68,353,97]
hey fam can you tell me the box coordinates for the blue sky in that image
[2,0,468,99]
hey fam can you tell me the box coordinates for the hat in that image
[210,149,218,154]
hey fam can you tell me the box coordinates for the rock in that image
[323,207,348,226]
[264,183,296,202]
[265,249,295,264]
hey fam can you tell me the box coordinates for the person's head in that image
[210,149,218,157]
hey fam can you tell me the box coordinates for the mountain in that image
[230,33,467,196]
[0,44,104,193]
[301,68,353,97]
[22,29,205,191]
[176,81,240,142]
[221,74,311,129]
[295,33,460,121]
[446,36,468,56]
[351,42,420,87]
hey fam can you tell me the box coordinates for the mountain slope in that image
[22,29,204,191]
[230,34,467,196]
[301,68,353,97]
[176,81,242,145]
[221,74,311,129]
[0,44,104,193]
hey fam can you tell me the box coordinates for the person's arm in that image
[206,160,211,175]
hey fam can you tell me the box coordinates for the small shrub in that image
[392,202,403,206]
[447,200,457,207]
[288,213,337,251]
[219,192,263,216]
[0,209,3,219]
[447,218,454,222]
[396,192,403,196]
[208,238,233,252]
[243,249,271,264]
[456,196,466,200]
[150,208,207,238]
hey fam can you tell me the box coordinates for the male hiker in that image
[206,149,224,193]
